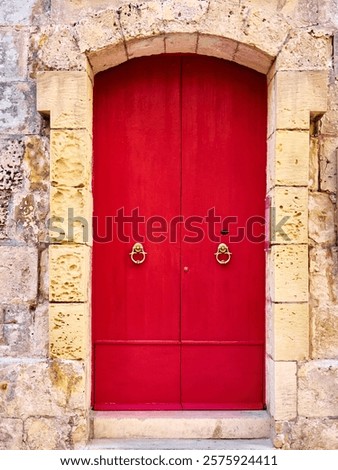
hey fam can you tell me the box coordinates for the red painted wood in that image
[92,55,266,410]
[95,344,180,409]
[92,56,181,409]
[180,57,266,408]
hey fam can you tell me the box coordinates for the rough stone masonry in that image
[0,0,338,450]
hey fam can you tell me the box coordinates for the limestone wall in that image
[0,0,337,449]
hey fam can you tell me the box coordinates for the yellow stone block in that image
[267,358,297,420]
[37,71,93,131]
[269,186,308,244]
[51,130,92,188]
[268,245,308,302]
[50,186,92,244]
[49,303,89,360]
[165,33,198,54]
[268,130,309,188]
[267,303,309,360]
[275,70,328,129]
[89,44,127,75]
[49,245,91,302]
[127,36,165,59]
[234,43,273,74]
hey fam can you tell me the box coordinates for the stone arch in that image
[36,0,330,447]
[73,2,290,75]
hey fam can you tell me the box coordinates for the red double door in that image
[92,55,266,410]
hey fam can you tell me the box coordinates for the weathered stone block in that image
[165,32,198,53]
[275,71,328,130]
[197,35,237,62]
[23,135,49,191]
[0,30,28,81]
[24,416,70,450]
[51,0,120,23]
[0,137,24,190]
[0,0,49,25]
[267,358,297,420]
[163,0,209,34]
[49,245,90,302]
[298,360,338,417]
[9,190,49,244]
[311,306,338,359]
[276,31,332,70]
[0,360,86,418]
[49,186,92,243]
[269,245,308,302]
[0,190,11,233]
[51,130,91,188]
[272,421,291,449]
[317,0,338,28]
[199,1,245,43]
[290,417,338,450]
[88,44,127,75]
[309,135,319,191]
[268,130,309,188]
[0,247,38,304]
[0,83,42,134]
[239,7,290,58]
[201,1,289,58]
[119,1,164,41]
[30,302,49,357]
[270,187,308,244]
[2,304,31,324]
[37,72,92,130]
[309,192,335,246]
[319,137,338,194]
[1,323,31,357]
[39,248,49,300]
[71,414,89,445]
[127,36,165,59]
[49,303,90,360]
[75,8,123,53]
[268,303,309,361]
[279,0,320,27]
[0,418,23,450]
[30,26,88,75]
[234,43,273,74]
[321,72,338,135]
[310,247,337,310]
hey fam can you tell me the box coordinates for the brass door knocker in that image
[214,243,232,265]
[129,243,147,264]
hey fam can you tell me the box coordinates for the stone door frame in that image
[35,4,329,443]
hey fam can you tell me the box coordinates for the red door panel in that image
[92,55,266,410]
[181,345,264,409]
[95,345,181,409]
[181,57,266,343]
[93,56,181,345]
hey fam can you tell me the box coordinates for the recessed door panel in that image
[181,57,266,343]
[181,345,265,409]
[95,344,181,409]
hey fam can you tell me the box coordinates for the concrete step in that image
[92,410,271,440]
[87,438,274,450]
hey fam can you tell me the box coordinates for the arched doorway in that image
[92,54,266,410]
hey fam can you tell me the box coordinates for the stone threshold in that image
[86,438,274,450]
[92,410,271,440]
